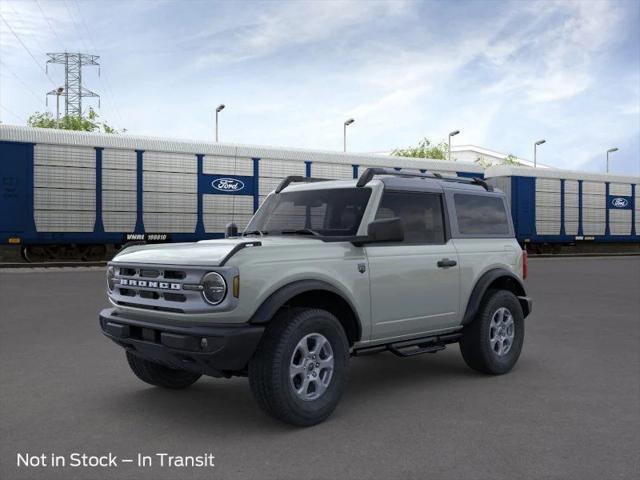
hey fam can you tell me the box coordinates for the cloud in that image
[189,0,411,69]
[1,0,637,175]
[481,0,624,103]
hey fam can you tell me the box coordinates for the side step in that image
[353,332,462,358]
[389,343,446,357]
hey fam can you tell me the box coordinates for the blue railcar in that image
[0,125,484,261]
[485,166,639,252]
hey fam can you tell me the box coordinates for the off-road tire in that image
[126,351,201,389]
[459,289,525,375]
[248,307,350,427]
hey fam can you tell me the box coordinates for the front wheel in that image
[459,290,525,375]
[248,308,350,427]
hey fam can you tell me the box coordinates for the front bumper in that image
[99,308,264,377]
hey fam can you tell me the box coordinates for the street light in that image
[533,139,546,168]
[55,87,64,121]
[215,104,225,142]
[343,118,355,152]
[448,130,460,162]
[606,147,618,173]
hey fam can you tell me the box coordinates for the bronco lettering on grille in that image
[119,278,181,290]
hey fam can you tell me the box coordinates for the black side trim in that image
[219,241,262,266]
[462,269,530,325]
[248,279,362,340]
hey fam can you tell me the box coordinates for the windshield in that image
[245,188,372,237]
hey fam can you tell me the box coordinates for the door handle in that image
[437,258,457,268]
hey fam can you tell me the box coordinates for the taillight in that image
[522,250,528,280]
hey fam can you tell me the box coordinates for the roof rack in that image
[355,167,493,192]
[275,176,332,193]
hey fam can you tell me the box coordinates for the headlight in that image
[202,272,227,305]
[106,266,116,292]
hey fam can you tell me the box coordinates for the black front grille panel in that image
[116,287,185,303]
[117,267,187,280]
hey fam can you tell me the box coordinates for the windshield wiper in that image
[280,228,321,237]
[242,230,267,236]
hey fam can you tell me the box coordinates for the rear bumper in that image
[99,308,264,377]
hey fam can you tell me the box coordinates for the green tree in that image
[476,153,523,168]
[392,137,449,160]
[502,153,521,166]
[27,107,124,133]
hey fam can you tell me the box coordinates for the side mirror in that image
[225,222,239,238]
[353,217,404,245]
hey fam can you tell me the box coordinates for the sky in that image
[1,0,639,175]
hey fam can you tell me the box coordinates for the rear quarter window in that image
[453,193,511,236]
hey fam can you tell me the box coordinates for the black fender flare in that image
[248,279,362,340]
[462,268,531,325]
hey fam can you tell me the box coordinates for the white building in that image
[450,145,551,168]
[370,145,551,168]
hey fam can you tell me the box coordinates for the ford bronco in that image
[100,168,532,426]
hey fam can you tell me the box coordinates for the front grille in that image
[116,266,187,279]
[139,269,160,278]
[163,292,186,302]
[139,290,160,300]
[109,262,238,314]
[164,270,186,280]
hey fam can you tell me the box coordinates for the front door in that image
[366,190,460,341]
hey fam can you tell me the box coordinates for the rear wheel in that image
[459,290,524,375]
[248,307,350,427]
[126,351,201,389]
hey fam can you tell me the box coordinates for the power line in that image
[0,13,57,87]
[6,0,50,58]
[71,0,125,126]
[62,0,90,52]
[34,0,67,51]
[0,59,45,104]
[0,104,24,123]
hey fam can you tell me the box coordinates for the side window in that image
[454,194,510,235]
[375,191,445,244]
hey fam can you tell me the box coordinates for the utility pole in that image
[448,130,460,161]
[606,147,618,173]
[46,53,100,117]
[215,104,225,142]
[534,139,546,168]
[55,87,63,120]
[344,118,355,152]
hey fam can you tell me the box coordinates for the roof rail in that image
[275,176,331,193]
[356,167,493,192]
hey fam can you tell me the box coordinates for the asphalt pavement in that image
[1,257,638,480]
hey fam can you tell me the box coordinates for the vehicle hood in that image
[111,236,324,266]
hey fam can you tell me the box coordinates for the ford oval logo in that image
[212,178,245,192]
[611,197,629,208]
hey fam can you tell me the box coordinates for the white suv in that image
[100,168,532,426]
